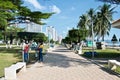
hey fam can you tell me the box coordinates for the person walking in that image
[24,42,29,62]
[38,42,44,63]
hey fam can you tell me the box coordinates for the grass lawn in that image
[0,47,22,77]
[82,48,120,58]
[0,44,49,77]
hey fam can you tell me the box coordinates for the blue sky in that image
[23,0,120,40]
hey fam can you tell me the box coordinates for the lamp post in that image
[91,20,94,58]
[47,26,51,48]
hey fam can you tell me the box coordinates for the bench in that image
[4,62,26,80]
[65,44,71,49]
[75,50,82,54]
[108,60,120,71]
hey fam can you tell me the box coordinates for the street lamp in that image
[47,26,51,48]
[91,20,94,58]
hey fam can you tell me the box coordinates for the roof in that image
[112,19,120,24]
[112,19,120,29]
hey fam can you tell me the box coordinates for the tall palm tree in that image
[95,4,115,41]
[87,8,96,37]
[77,14,89,42]
[77,14,88,30]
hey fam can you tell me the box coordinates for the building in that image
[52,27,58,41]
[58,35,62,44]
[46,26,58,41]
[112,19,120,29]
[25,22,42,33]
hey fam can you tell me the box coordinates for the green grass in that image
[0,48,22,77]
[0,45,49,77]
[104,64,120,74]
[82,48,120,58]
[116,66,120,74]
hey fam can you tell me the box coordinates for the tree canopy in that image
[77,4,115,41]
[17,32,47,42]
[97,0,120,4]
[0,0,53,30]
[111,34,118,42]
[0,0,53,41]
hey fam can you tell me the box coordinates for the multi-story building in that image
[25,22,42,33]
[46,26,58,41]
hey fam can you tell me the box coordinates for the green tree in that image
[111,34,118,46]
[35,33,47,42]
[95,4,115,41]
[68,29,88,43]
[17,6,53,25]
[77,14,88,30]
[50,39,54,43]
[6,26,24,40]
[87,8,96,37]
[17,32,47,42]
[97,0,120,4]
[77,14,89,41]
[0,0,53,41]
[0,32,3,40]
[0,0,17,41]
[69,29,80,43]
[62,37,71,44]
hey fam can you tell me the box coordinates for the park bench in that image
[65,44,71,49]
[108,60,120,71]
[4,62,26,80]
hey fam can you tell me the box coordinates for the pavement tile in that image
[17,45,120,80]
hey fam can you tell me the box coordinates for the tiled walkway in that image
[17,45,120,80]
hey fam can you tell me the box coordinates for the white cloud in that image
[24,0,45,10]
[50,5,61,14]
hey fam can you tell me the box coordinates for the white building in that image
[46,26,58,41]
[52,27,58,41]
[58,35,62,44]
[25,22,42,33]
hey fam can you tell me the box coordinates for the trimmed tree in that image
[111,34,118,46]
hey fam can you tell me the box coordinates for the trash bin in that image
[96,42,102,49]
[96,42,106,49]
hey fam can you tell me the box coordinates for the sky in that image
[22,0,120,40]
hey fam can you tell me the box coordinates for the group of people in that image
[5,40,13,48]
[22,40,44,63]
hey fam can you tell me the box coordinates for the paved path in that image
[17,45,120,80]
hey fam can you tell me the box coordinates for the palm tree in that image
[77,14,89,42]
[87,8,96,37]
[97,0,120,4]
[77,14,88,30]
[95,4,115,41]
[87,8,97,58]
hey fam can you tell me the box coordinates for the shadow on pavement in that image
[43,51,93,68]
[85,57,120,78]
[100,67,120,78]
[52,48,72,52]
